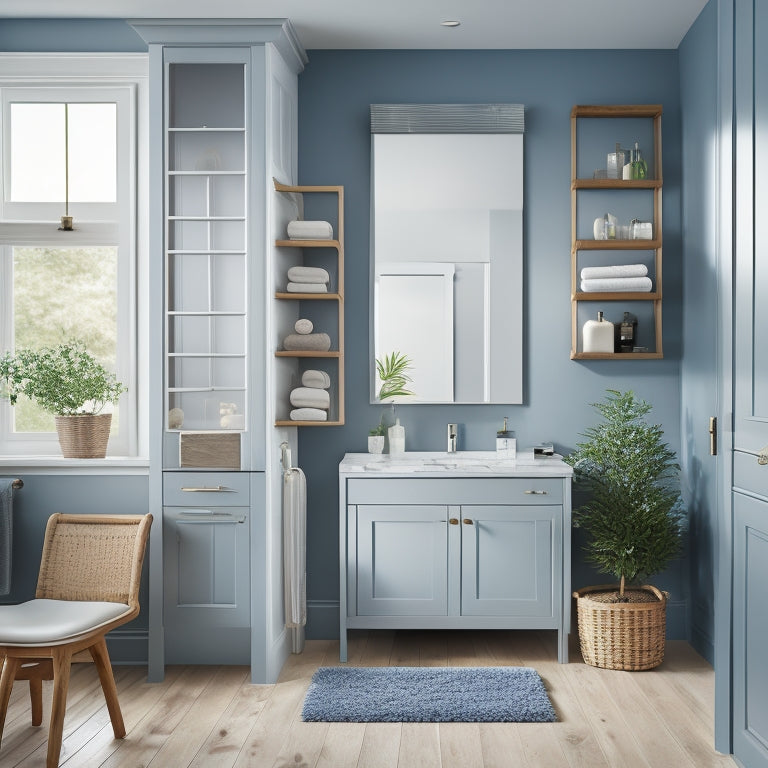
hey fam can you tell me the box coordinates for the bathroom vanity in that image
[338,452,573,663]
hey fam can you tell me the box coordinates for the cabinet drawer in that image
[346,477,563,506]
[163,471,250,506]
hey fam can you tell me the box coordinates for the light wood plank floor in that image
[1,630,736,768]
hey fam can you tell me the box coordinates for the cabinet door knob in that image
[449,518,459,525]
[524,489,549,495]
[463,518,474,525]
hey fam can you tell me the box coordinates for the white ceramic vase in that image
[368,435,385,454]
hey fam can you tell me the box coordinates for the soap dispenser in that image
[582,311,614,354]
[496,417,517,461]
[388,418,405,455]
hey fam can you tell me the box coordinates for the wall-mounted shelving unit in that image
[273,180,345,426]
[571,104,663,359]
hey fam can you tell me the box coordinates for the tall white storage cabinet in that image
[131,20,306,683]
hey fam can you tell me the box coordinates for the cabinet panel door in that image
[356,505,448,616]
[460,505,559,618]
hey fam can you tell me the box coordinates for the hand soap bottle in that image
[496,417,516,461]
[582,311,614,354]
[388,418,405,455]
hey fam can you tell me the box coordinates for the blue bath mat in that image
[301,666,556,722]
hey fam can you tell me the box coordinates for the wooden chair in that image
[0,513,152,768]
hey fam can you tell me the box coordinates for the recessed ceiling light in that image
[441,20,461,27]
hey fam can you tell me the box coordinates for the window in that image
[0,56,147,458]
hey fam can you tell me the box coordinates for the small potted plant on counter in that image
[565,389,685,670]
[0,339,126,458]
[368,351,414,453]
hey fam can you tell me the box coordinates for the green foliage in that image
[376,351,414,401]
[0,340,125,416]
[564,390,685,586]
[369,421,387,437]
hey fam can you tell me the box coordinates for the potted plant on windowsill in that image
[369,351,413,453]
[0,340,125,458]
[564,389,685,671]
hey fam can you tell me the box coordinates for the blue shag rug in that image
[301,666,556,723]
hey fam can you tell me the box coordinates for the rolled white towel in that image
[580,264,648,281]
[287,220,333,240]
[290,387,331,410]
[301,369,331,389]
[290,407,328,422]
[286,283,328,293]
[295,318,314,334]
[580,276,653,293]
[287,266,330,284]
[283,333,332,351]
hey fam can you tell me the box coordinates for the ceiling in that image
[1,0,708,51]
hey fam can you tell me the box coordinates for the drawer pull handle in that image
[177,516,245,525]
[449,518,459,525]
[524,490,549,495]
[759,447,768,466]
[463,518,474,525]
[180,485,234,493]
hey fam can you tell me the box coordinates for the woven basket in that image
[54,414,112,459]
[573,584,667,671]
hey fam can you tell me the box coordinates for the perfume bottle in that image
[618,311,638,353]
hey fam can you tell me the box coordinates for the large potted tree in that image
[565,389,685,670]
[0,340,125,458]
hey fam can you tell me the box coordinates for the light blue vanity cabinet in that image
[339,454,573,663]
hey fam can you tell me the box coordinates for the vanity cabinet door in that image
[460,505,560,619]
[356,505,449,616]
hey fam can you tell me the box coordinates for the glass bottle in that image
[631,141,648,180]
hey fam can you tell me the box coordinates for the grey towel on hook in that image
[0,479,14,595]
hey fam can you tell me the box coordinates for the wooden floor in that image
[1,630,736,768]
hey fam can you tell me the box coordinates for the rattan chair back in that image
[34,514,152,610]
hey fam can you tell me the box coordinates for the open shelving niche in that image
[273,180,345,426]
[570,104,663,360]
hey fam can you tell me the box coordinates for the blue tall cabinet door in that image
[733,0,768,764]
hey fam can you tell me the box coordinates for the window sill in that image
[0,456,149,474]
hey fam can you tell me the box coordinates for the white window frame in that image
[0,54,149,460]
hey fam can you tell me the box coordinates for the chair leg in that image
[30,676,43,726]
[89,637,125,739]
[0,655,20,746]
[46,647,72,768]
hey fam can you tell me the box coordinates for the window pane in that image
[11,246,118,433]
[9,103,116,203]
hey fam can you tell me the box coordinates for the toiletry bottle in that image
[496,417,517,461]
[582,311,614,354]
[388,418,405,455]
[631,141,648,180]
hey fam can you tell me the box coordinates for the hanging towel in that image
[290,408,328,421]
[283,467,307,629]
[286,283,329,294]
[287,266,330,285]
[580,264,648,281]
[301,369,331,389]
[580,276,653,293]
[287,220,333,240]
[0,479,14,595]
[283,333,331,352]
[290,387,331,410]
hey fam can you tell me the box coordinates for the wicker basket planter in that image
[54,414,112,459]
[573,584,667,671]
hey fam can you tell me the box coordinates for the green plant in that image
[0,340,125,416]
[375,351,414,401]
[369,421,386,437]
[564,389,684,597]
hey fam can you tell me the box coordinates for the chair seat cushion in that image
[0,599,130,645]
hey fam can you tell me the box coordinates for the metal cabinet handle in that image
[463,518,474,525]
[180,485,234,493]
[524,490,549,495]
[449,518,459,525]
[177,516,245,525]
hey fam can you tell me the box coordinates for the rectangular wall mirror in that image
[370,105,524,404]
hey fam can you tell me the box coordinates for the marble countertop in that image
[339,451,573,478]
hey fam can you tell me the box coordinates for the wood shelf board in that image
[570,351,664,360]
[274,420,344,427]
[574,239,661,251]
[275,239,341,249]
[274,292,342,301]
[275,350,342,358]
[571,178,662,189]
[573,291,661,302]
[571,104,663,119]
[273,180,344,194]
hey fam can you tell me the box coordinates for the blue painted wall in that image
[678,0,719,664]
[297,49,687,638]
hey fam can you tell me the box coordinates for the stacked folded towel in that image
[287,220,333,240]
[580,264,652,293]
[283,332,331,351]
[290,368,331,421]
[286,265,330,294]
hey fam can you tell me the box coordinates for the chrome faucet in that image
[447,423,458,453]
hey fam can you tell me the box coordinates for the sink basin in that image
[363,451,507,473]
